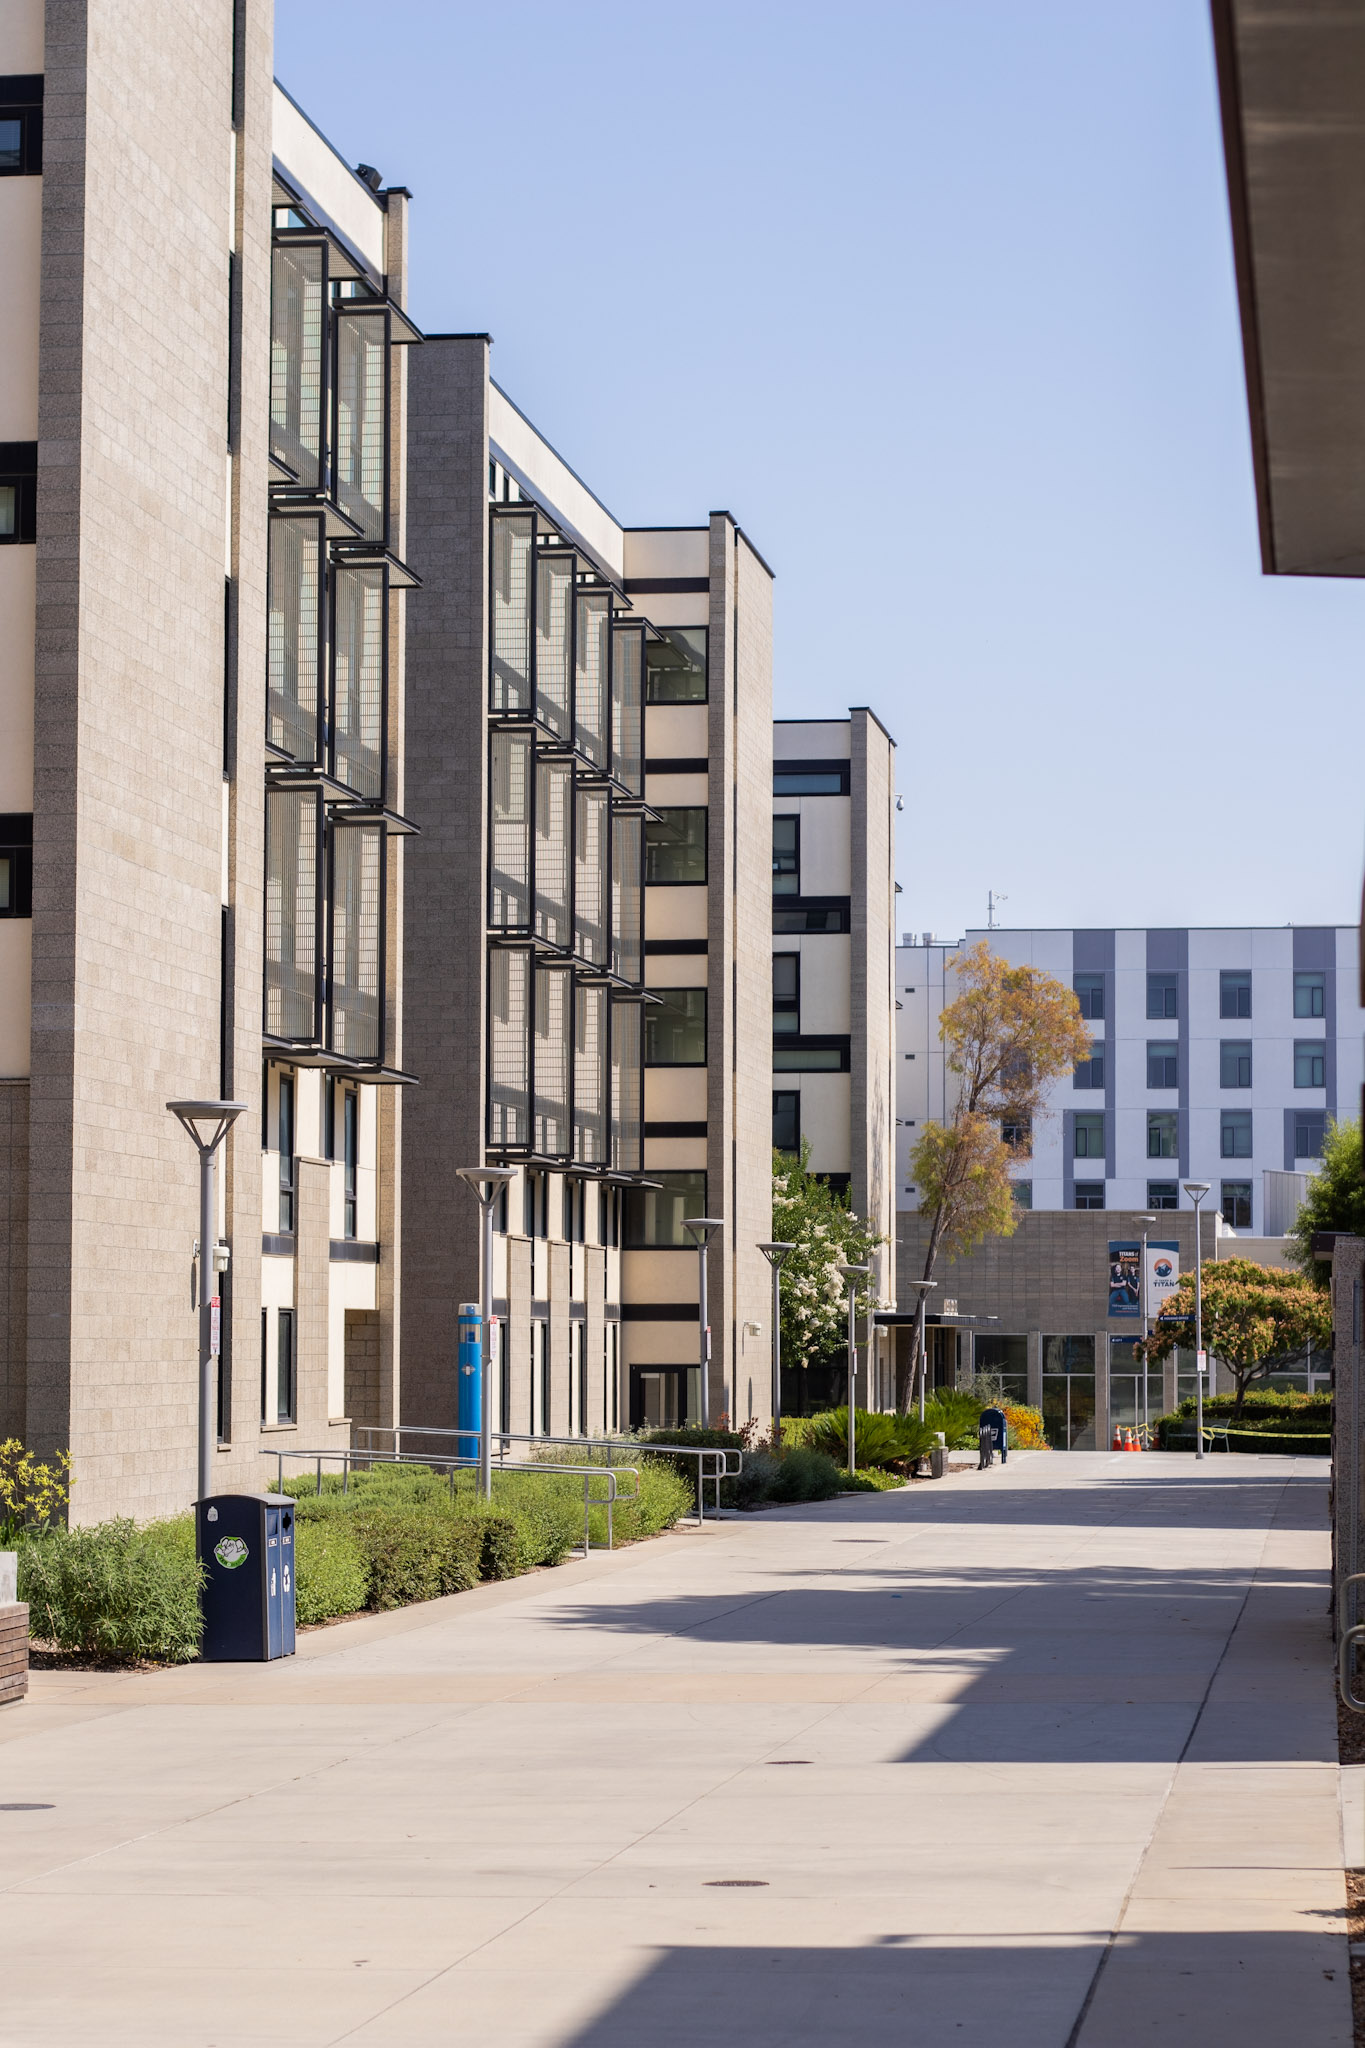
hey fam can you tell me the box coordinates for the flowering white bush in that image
[773,1147,884,1367]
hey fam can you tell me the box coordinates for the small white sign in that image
[209,1295,221,1357]
[1197,1349,1208,1375]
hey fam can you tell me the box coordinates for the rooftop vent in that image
[356,163,383,192]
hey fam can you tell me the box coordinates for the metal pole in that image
[1194,1203,1205,1462]
[847,1282,857,1476]
[698,1235,710,1429]
[197,1142,215,1507]
[916,1287,929,1425]
[771,1260,781,1438]
[1141,1226,1149,1436]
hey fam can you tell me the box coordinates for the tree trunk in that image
[898,1207,948,1412]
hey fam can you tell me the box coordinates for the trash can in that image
[196,1494,296,1661]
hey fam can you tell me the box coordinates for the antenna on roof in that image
[987,890,1008,931]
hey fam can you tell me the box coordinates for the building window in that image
[644,626,706,703]
[1147,1181,1179,1209]
[277,1308,295,1425]
[773,903,850,934]
[644,808,707,885]
[1219,970,1252,1019]
[0,814,33,916]
[1073,1183,1105,1210]
[1220,1040,1252,1089]
[342,1090,358,1240]
[277,1075,296,1233]
[1073,1113,1105,1159]
[1221,1181,1252,1229]
[772,817,799,895]
[1147,973,1178,1020]
[1074,1041,1105,1089]
[1294,970,1326,1019]
[773,953,800,1034]
[1146,1111,1178,1160]
[1293,1040,1326,1089]
[772,1038,849,1072]
[645,989,707,1065]
[0,443,37,544]
[524,1169,548,1239]
[773,1090,800,1154]
[1012,1181,1033,1210]
[1221,1108,1252,1158]
[772,760,850,796]
[625,1171,708,1247]
[0,91,42,177]
[1146,1041,1178,1090]
[1001,1116,1031,1152]
[1295,1114,1327,1160]
[1073,972,1104,1021]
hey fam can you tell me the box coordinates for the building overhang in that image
[1213,0,1365,575]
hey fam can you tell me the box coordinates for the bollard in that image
[458,1303,482,1474]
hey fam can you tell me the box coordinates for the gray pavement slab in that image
[0,1451,1349,2046]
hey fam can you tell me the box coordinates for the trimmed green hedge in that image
[1156,1389,1331,1454]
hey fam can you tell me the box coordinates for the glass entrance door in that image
[1042,1335,1097,1449]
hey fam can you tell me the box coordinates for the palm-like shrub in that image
[806,1408,940,1472]
[922,1390,983,1449]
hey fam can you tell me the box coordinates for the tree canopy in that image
[771,1146,883,1372]
[1285,1117,1365,1289]
[1142,1256,1332,1413]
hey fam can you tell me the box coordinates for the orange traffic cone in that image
[1112,1426,1123,1450]
[1126,1429,1141,1453]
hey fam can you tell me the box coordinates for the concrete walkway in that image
[0,1452,1349,2046]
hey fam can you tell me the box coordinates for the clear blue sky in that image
[277,0,1364,941]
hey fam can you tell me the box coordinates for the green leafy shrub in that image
[778,1416,815,1450]
[595,1457,695,1541]
[293,1515,368,1625]
[766,1447,843,1502]
[1004,1404,1047,1450]
[841,1467,906,1491]
[922,1391,982,1449]
[807,1408,901,1469]
[18,1517,203,1662]
[350,1505,483,1609]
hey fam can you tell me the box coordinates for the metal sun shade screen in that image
[574,785,608,966]
[330,823,382,1060]
[491,511,533,712]
[534,965,572,1157]
[574,981,608,1164]
[490,730,533,930]
[610,1001,642,1173]
[332,564,385,798]
[489,946,531,1148]
[611,813,642,987]
[611,623,643,796]
[265,787,321,1039]
[535,549,574,740]
[334,310,386,541]
[534,755,572,950]
[267,518,322,762]
[269,243,323,486]
[574,589,610,769]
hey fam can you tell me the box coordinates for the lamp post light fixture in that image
[902,1278,939,1422]
[455,1166,518,1499]
[1182,1182,1212,1463]
[757,1241,795,1439]
[166,1099,247,1518]
[682,1217,725,1428]
[838,1263,870,1476]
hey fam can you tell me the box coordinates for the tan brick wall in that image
[0,1602,29,1705]
[344,1307,381,1433]
[0,1081,28,1438]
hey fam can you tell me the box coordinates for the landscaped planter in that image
[0,1551,27,1706]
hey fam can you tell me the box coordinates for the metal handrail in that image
[1341,1622,1365,1712]
[260,1445,638,1557]
[358,1423,740,1525]
[1338,1572,1365,1641]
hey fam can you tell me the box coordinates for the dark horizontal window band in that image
[644,1121,708,1138]
[644,939,707,956]
[620,1303,699,1322]
[329,1239,379,1263]
[262,1233,296,1256]
[0,77,44,103]
[624,577,709,593]
[0,443,37,544]
[773,759,851,795]
[0,813,32,843]
[645,758,709,775]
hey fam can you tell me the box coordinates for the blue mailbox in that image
[196,1494,296,1661]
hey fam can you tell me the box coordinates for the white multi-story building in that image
[898,926,1364,1234]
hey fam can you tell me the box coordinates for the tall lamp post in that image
[167,1100,247,1518]
[683,1217,725,1428]
[902,1277,939,1422]
[757,1241,795,1439]
[838,1263,869,1476]
[1137,1214,1158,1436]
[1182,1181,1211,1463]
[456,1166,517,1499]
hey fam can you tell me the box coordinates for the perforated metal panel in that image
[574,981,608,1165]
[489,946,532,1148]
[490,730,533,930]
[611,622,643,796]
[535,755,572,951]
[332,563,385,798]
[611,812,642,987]
[334,309,387,541]
[267,517,323,762]
[610,1000,642,1173]
[535,549,574,740]
[270,243,324,487]
[491,511,534,711]
[330,823,382,1059]
[574,785,608,966]
[535,965,572,1158]
[574,588,610,769]
[265,787,321,1040]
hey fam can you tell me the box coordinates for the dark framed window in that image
[645,989,707,1065]
[1221,1181,1252,1229]
[1294,970,1326,1019]
[772,759,850,796]
[1221,1108,1252,1159]
[644,808,707,885]
[644,626,706,703]
[1043,1335,1095,1372]
[773,953,800,1034]
[1074,1041,1104,1089]
[1001,1117,1031,1152]
[773,1089,800,1153]
[562,1175,585,1244]
[1073,1183,1105,1210]
[1293,1040,1325,1089]
[772,1037,849,1072]
[0,813,33,916]
[323,1077,336,1160]
[1147,1181,1179,1209]
[1295,1114,1326,1160]
[772,816,799,895]
[1219,970,1251,1019]
[773,902,850,934]
[0,82,42,177]
[1220,1040,1252,1089]
[1073,1112,1105,1159]
[342,1090,358,1239]
[1073,973,1104,1021]
[1147,1112,1178,1160]
[524,1169,548,1239]
[1146,1041,1178,1089]
[625,1171,708,1247]
[260,1309,269,1425]
[277,1308,295,1424]
[0,442,37,545]
[1012,1181,1033,1210]
[1147,973,1178,1020]
[277,1075,296,1233]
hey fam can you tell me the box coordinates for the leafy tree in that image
[1142,1256,1332,1417]
[771,1145,883,1378]
[905,940,1093,1409]
[1285,1117,1365,1289]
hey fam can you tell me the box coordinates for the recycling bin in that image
[196,1494,296,1661]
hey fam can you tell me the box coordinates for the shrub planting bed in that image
[1155,1388,1331,1454]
